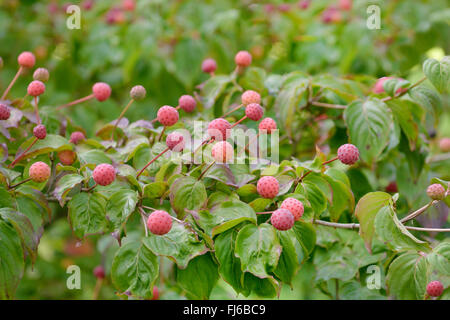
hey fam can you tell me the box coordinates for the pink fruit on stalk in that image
[93,266,105,279]
[241,90,261,106]
[33,124,47,139]
[245,103,264,121]
[27,81,45,97]
[258,117,277,134]
[92,163,116,186]
[426,184,446,201]
[201,58,217,74]
[339,0,352,11]
[70,131,86,144]
[92,82,111,101]
[0,104,11,120]
[337,144,359,165]
[29,162,51,182]
[439,138,450,152]
[257,176,279,199]
[208,118,231,141]
[178,95,196,113]
[426,281,444,297]
[18,51,36,68]
[280,198,304,221]
[33,68,50,82]
[157,106,179,127]
[271,209,295,231]
[147,210,172,235]
[166,132,185,152]
[235,51,252,67]
[321,6,341,24]
[130,85,146,101]
[372,77,407,94]
[58,150,76,166]
[211,141,234,163]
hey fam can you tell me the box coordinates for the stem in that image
[256,211,274,215]
[193,137,213,155]
[313,219,450,232]
[230,115,247,128]
[197,161,216,180]
[335,279,339,300]
[92,278,103,300]
[322,156,338,165]
[1,67,23,100]
[136,147,170,179]
[138,207,149,237]
[56,94,94,110]
[400,201,436,223]
[381,76,427,102]
[8,177,32,189]
[111,99,134,140]
[8,137,38,168]
[82,183,98,192]
[296,157,339,185]
[222,104,243,118]
[34,96,41,124]
[311,101,346,109]
[157,126,166,142]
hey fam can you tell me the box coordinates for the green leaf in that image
[111,240,159,299]
[176,253,219,300]
[423,56,450,93]
[201,75,231,109]
[386,100,419,150]
[243,273,278,298]
[354,192,392,252]
[386,252,424,300]
[235,223,281,279]
[170,176,207,218]
[143,182,167,198]
[53,174,84,206]
[67,192,110,238]
[78,149,112,165]
[273,230,300,286]
[248,198,272,212]
[0,185,13,208]
[292,220,316,258]
[409,86,442,121]
[106,190,138,229]
[16,134,71,162]
[344,99,393,164]
[323,174,354,221]
[143,221,207,269]
[297,181,327,217]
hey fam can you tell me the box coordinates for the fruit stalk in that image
[111,98,134,140]
[136,147,170,178]
[8,137,38,168]
[1,67,23,100]
[56,94,95,110]
[8,177,32,189]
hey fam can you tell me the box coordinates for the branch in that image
[400,201,436,223]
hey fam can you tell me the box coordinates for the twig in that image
[311,101,346,109]
[400,201,436,223]
[197,161,216,180]
[1,67,23,100]
[136,147,170,179]
[56,94,94,110]
[8,177,32,189]
[8,137,38,168]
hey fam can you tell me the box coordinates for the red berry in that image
[372,76,407,95]
[18,51,36,68]
[339,0,352,11]
[439,138,450,152]
[426,281,444,297]
[69,131,86,144]
[130,85,146,101]
[211,141,234,163]
[245,103,263,121]
[58,150,76,166]
[157,105,179,127]
[426,183,446,201]
[201,58,217,74]
[258,117,277,134]
[93,266,106,279]
[82,0,94,10]
[208,118,231,141]
[33,124,47,140]
[298,0,310,9]
[280,198,304,221]
[92,163,116,186]
[235,50,252,67]
[166,132,184,152]
[92,82,111,102]
[385,181,398,193]
[33,68,50,82]
[29,161,51,183]
[257,176,279,199]
[152,286,159,300]
[27,80,45,97]
[271,209,294,231]
[321,6,341,24]
[147,210,172,235]
[178,95,196,113]
[0,103,11,120]
[337,144,359,165]
[241,90,261,106]
[122,0,135,11]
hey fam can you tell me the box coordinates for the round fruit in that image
[426,281,444,297]
[157,105,179,127]
[33,68,50,82]
[235,50,252,67]
[18,51,36,68]
[201,58,217,74]
[166,132,185,152]
[207,118,231,141]
[69,131,86,144]
[33,124,47,140]
[92,82,111,101]
[280,198,304,221]
[271,209,295,231]
[130,85,146,101]
[58,150,76,166]
[426,183,446,201]
[93,266,105,279]
[92,163,116,186]
[337,144,359,165]
[178,95,196,113]
[245,103,263,121]
[439,138,450,153]
[29,162,51,183]
[0,104,11,120]
[258,117,277,134]
[211,141,234,163]
[241,90,261,106]
[147,210,172,235]
[27,80,45,97]
[257,176,279,199]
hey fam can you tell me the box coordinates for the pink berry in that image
[82,0,94,10]
[426,184,446,201]
[208,118,231,141]
[426,281,444,297]
[280,198,304,221]
[0,103,11,120]
[241,90,261,106]
[298,0,310,9]
[33,124,47,140]
[235,50,252,68]
[130,85,146,101]
[339,0,352,10]
[18,51,36,69]
[152,286,159,300]
[92,163,116,186]
[33,68,50,82]
[211,141,234,163]
[321,6,341,24]
[278,3,291,12]
[245,103,263,121]
[27,80,45,97]
[147,210,172,235]
[201,58,217,74]
[385,181,398,193]
[166,132,184,152]
[157,105,179,127]
[439,138,450,152]
[92,82,111,102]
[29,161,51,183]
[257,176,279,199]
[337,144,359,165]
[58,150,76,166]
[69,131,86,144]
[178,95,196,113]
[372,76,407,94]
[258,117,277,134]
[271,209,294,231]
[93,266,105,279]
[122,0,135,11]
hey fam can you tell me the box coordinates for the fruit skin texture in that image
[69,131,86,144]
[245,103,264,121]
[208,118,231,141]
[18,51,36,68]
[27,80,45,96]
[151,286,159,300]
[29,162,51,182]
[241,90,261,106]
[235,50,252,67]
[92,82,111,101]
[147,210,172,235]
[157,105,179,127]
[166,132,185,152]
[201,58,217,74]
[280,197,304,221]
[33,68,50,82]
[178,95,196,113]
[0,103,11,120]
[212,141,234,163]
[130,85,146,100]
[92,163,116,186]
[337,144,359,165]
[257,176,279,199]
[33,124,47,139]
[426,281,444,297]
[93,266,105,279]
[426,183,446,200]
[58,150,76,166]
[385,181,398,193]
[372,76,407,94]
[439,137,450,152]
[258,117,277,133]
[271,209,295,231]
